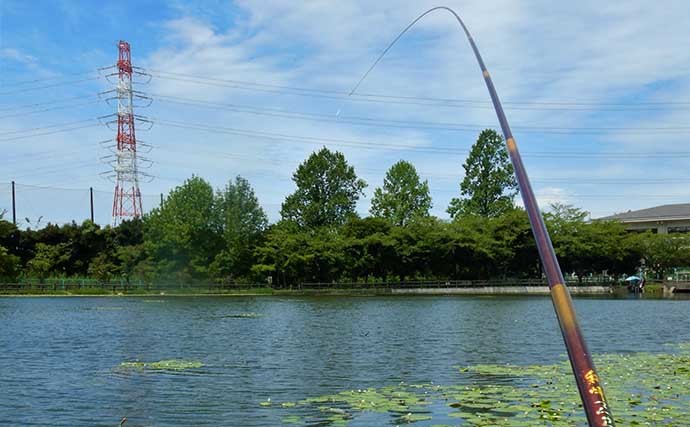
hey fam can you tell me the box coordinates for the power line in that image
[153,117,690,159]
[0,76,102,96]
[147,69,690,112]
[0,100,102,119]
[3,179,689,202]
[0,93,98,112]
[0,118,98,136]
[7,89,687,134]
[157,146,690,185]
[4,67,688,109]
[0,122,101,142]
[153,92,690,134]
[10,160,100,180]
[0,70,98,87]
[1,111,687,160]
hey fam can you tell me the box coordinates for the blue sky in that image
[2,0,690,226]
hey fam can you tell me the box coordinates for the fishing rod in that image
[349,7,614,426]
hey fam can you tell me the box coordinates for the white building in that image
[598,203,690,234]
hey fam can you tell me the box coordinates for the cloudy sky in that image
[1,0,690,226]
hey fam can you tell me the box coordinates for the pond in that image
[0,295,688,426]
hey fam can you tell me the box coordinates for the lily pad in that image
[261,342,690,426]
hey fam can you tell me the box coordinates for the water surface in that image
[0,295,687,425]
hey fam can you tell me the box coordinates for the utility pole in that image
[11,180,16,225]
[90,187,94,222]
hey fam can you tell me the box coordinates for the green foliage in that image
[3,159,686,289]
[0,217,18,247]
[27,242,72,281]
[341,217,395,281]
[370,160,432,226]
[88,252,117,283]
[145,176,224,281]
[252,221,309,286]
[281,147,366,228]
[638,233,690,279]
[488,208,539,278]
[448,129,517,218]
[545,204,639,280]
[0,245,20,281]
[212,176,268,281]
[115,244,147,283]
[0,218,19,281]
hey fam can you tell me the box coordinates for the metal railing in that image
[0,281,267,293]
[298,278,615,290]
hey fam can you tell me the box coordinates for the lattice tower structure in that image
[112,40,143,223]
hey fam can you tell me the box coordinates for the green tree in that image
[211,176,268,281]
[112,218,145,247]
[27,242,71,281]
[0,245,19,281]
[442,216,497,279]
[281,147,366,228]
[116,244,147,284]
[88,252,117,283]
[340,217,395,282]
[638,233,690,279]
[253,221,310,287]
[389,217,441,280]
[144,176,223,281]
[0,215,16,245]
[489,209,538,278]
[448,129,517,218]
[544,203,593,280]
[67,220,108,275]
[370,160,432,226]
[545,203,635,280]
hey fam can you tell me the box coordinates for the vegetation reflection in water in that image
[262,344,690,426]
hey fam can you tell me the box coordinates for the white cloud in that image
[138,1,690,221]
[5,1,690,225]
[0,48,37,67]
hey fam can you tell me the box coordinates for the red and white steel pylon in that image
[111,40,143,223]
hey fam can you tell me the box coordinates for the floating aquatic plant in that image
[221,312,262,318]
[118,359,203,371]
[260,343,690,426]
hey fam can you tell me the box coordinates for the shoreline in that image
[0,285,617,297]
[2,284,680,298]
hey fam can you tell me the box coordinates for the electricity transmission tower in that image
[99,41,153,225]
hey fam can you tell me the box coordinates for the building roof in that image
[598,203,690,223]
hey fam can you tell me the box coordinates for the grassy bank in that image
[0,286,275,297]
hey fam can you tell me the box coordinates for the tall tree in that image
[145,176,223,281]
[447,129,517,218]
[281,147,366,228]
[212,176,268,280]
[370,160,432,226]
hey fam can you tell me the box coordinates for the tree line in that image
[1,130,688,285]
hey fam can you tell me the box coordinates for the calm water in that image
[0,295,688,426]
